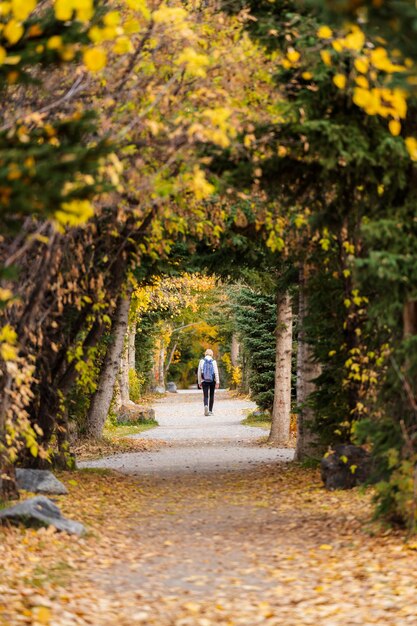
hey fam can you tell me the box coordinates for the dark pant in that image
[202,381,216,411]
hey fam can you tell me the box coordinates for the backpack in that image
[202,357,215,382]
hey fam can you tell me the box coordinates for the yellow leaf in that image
[388,119,401,136]
[319,544,333,550]
[341,27,365,52]
[75,0,93,22]
[33,606,51,625]
[317,26,332,39]
[320,50,332,66]
[354,57,369,74]
[175,47,209,78]
[55,199,94,228]
[0,324,17,343]
[187,167,215,200]
[103,10,120,26]
[333,73,346,89]
[123,18,141,35]
[83,47,107,72]
[0,288,13,301]
[47,35,62,50]
[54,0,73,21]
[113,36,133,55]
[11,0,35,20]
[4,19,24,44]
[405,137,417,161]
[124,0,150,20]
[355,75,369,89]
[0,2,11,16]
[153,6,187,24]
[287,48,300,63]
[0,344,17,361]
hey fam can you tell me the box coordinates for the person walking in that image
[198,349,220,416]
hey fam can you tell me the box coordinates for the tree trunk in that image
[403,300,417,337]
[113,376,122,414]
[128,318,136,371]
[239,351,250,395]
[117,317,137,408]
[158,343,166,389]
[268,291,293,446]
[0,464,19,500]
[295,268,322,461]
[164,341,178,375]
[0,370,17,499]
[119,337,130,406]
[231,333,240,367]
[86,291,132,439]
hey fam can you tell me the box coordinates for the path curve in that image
[80,390,293,475]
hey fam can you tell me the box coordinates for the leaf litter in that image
[1,463,417,625]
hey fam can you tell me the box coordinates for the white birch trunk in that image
[113,377,122,413]
[268,292,293,446]
[157,342,166,390]
[128,318,137,371]
[119,338,130,406]
[231,333,240,367]
[86,291,132,439]
[295,269,321,460]
[164,341,178,375]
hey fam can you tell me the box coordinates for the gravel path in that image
[80,390,293,475]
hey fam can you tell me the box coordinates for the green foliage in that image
[104,421,158,437]
[128,369,144,404]
[234,287,276,411]
[135,316,158,392]
[0,113,111,233]
[241,410,271,430]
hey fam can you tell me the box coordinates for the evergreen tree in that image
[234,288,276,411]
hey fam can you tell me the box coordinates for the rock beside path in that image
[321,444,371,490]
[0,496,85,535]
[16,468,68,495]
[166,381,177,393]
[117,402,155,424]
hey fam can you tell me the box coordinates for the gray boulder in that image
[154,385,166,394]
[166,381,177,393]
[321,444,371,490]
[251,409,270,419]
[117,402,156,424]
[0,496,85,535]
[16,469,68,495]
